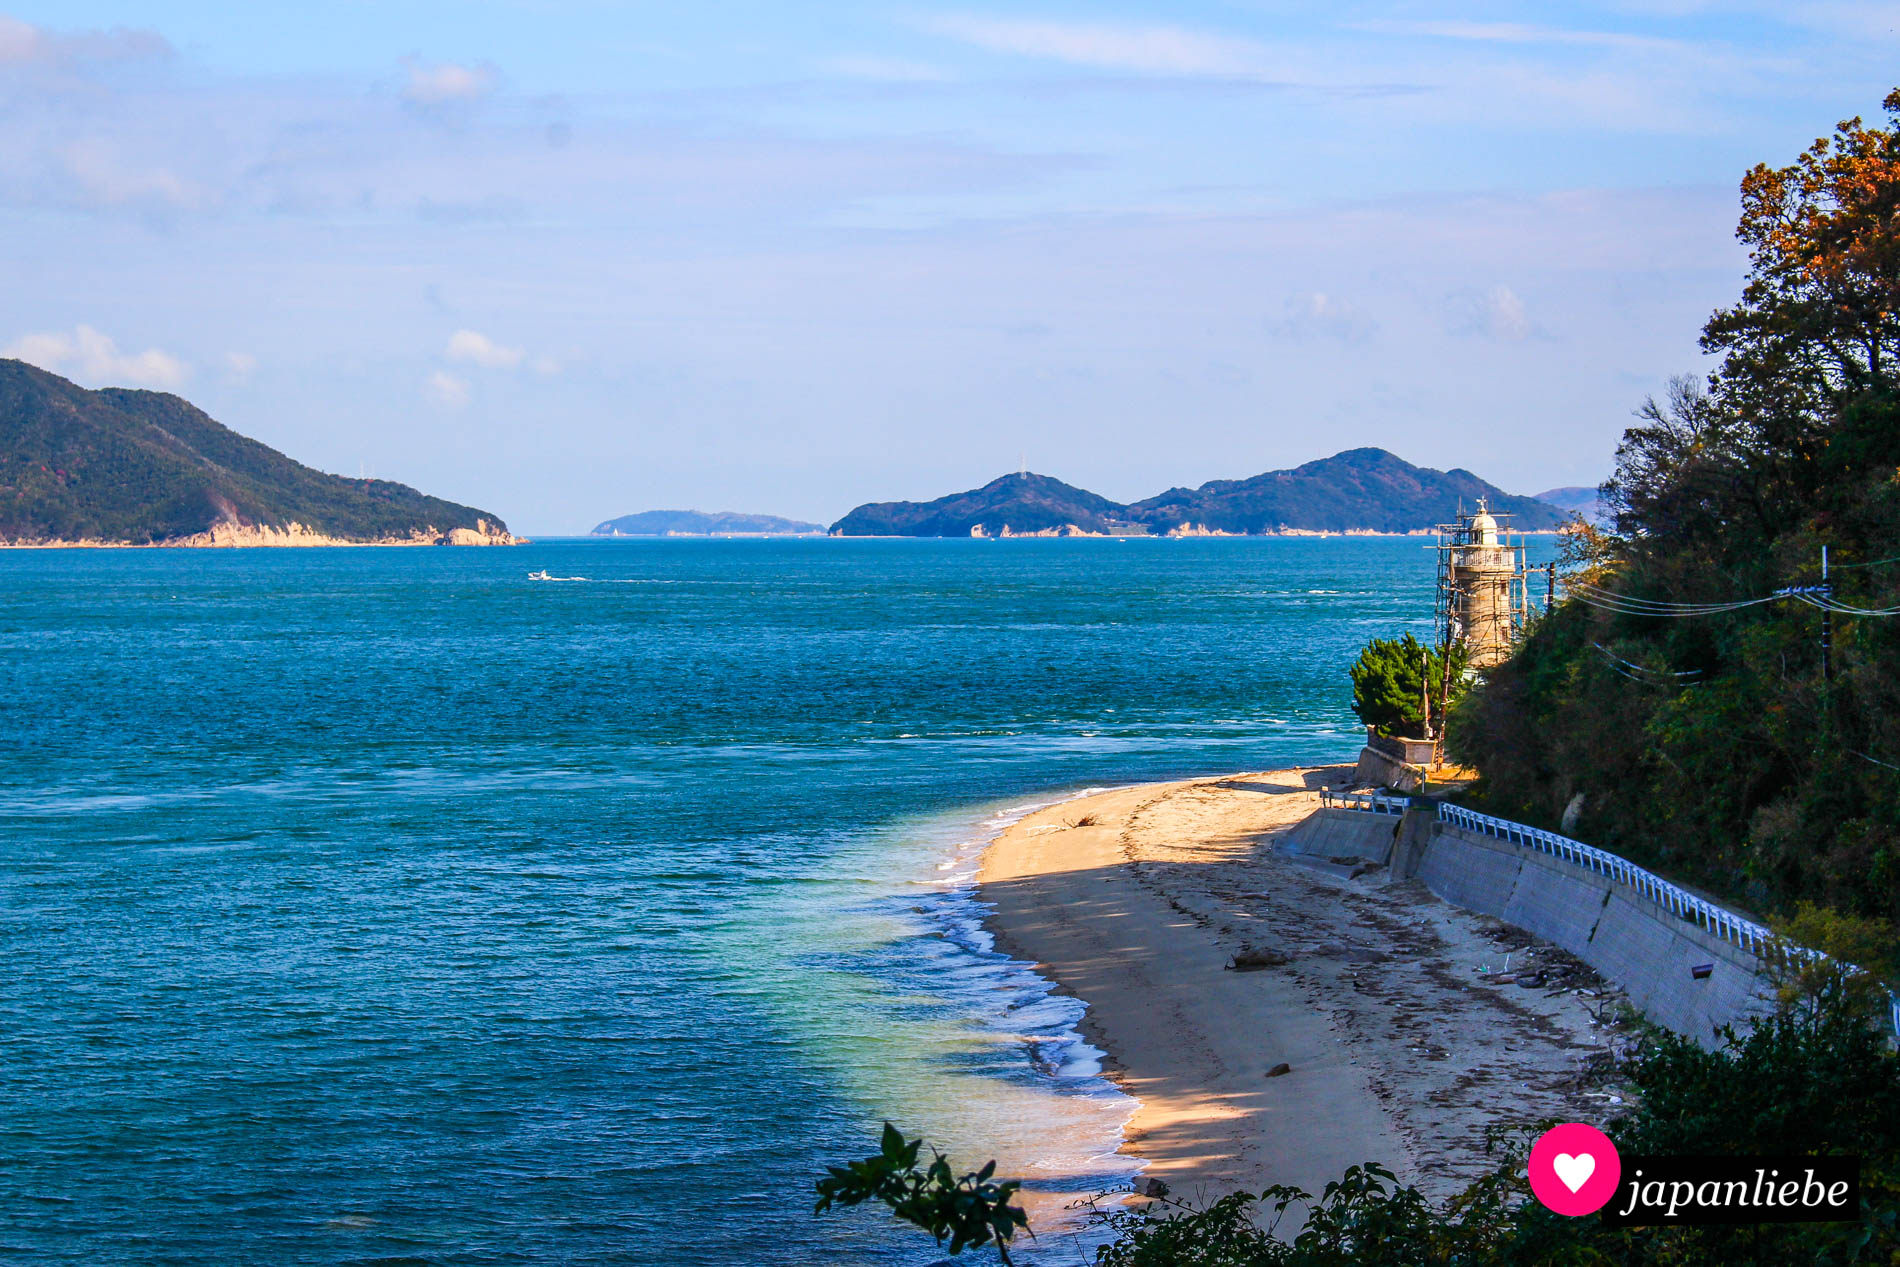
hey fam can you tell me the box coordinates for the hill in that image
[829,450,1564,537]
[1127,449,1566,534]
[1532,484,1606,522]
[591,510,823,536]
[0,360,516,545]
[829,472,1132,537]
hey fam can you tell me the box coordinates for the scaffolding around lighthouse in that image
[1433,499,1532,671]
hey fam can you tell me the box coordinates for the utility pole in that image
[1421,644,1433,739]
[1438,637,1454,749]
[1822,545,1832,683]
[1546,561,1556,614]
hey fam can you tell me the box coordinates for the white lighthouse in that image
[1436,499,1530,671]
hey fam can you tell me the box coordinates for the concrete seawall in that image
[1281,806,1403,865]
[1415,824,1765,1042]
[1285,804,1768,1044]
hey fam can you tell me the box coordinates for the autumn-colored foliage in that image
[1450,91,1900,929]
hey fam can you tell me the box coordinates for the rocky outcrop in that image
[436,519,521,546]
[969,522,1122,538]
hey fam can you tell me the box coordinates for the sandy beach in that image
[980,766,1628,1214]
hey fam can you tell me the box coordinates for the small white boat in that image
[528,570,553,580]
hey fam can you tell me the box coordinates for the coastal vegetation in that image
[0,359,513,545]
[828,449,1565,537]
[1348,635,1466,737]
[1448,90,1900,939]
[814,1123,1028,1263]
[825,973,1900,1263]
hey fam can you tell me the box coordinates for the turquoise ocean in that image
[0,536,1552,1264]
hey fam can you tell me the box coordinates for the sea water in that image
[0,536,1552,1264]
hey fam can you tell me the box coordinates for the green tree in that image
[1349,635,1465,738]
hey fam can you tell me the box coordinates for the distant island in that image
[830,449,1569,537]
[1532,485,1606,523]
[0,360,519,547]
[591,510,825,537]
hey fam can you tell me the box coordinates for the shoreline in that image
[0,535,527,549]
[978,766,1624,1207]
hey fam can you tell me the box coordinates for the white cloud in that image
[531,354,562,376]
[1360,20,1694,55]
[445,329,523,369]
[4,324,189,388]
[0,16,40,64]
[60,138,207,212]
[0,15,170,66]
[402,58,498,105]
[224,351,257,379]
[1450,285,1534,341]
[424,369,470,408]
[925,15,1270,76]
[1485,286,1532,340]
[1274,291,1377,342]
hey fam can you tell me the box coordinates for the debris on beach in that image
[1227,948,1290,970]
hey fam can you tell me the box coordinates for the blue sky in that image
[3,3,1896,531]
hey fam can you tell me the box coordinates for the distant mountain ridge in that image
[1533,485,1607,523]
[830,449,1568,537]
[0,359,517,546]
[591,509,824,536]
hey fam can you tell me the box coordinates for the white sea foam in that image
[888,790,1147,1200]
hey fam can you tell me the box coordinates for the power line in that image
[1789,592,1900,616]
[1568,581,1780,616]
[1591,642,1703,679]
[1570,580,1900,619]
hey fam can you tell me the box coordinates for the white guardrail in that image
[1323,792,1900,1038]
[1319,789,1410,816]
[1433,802,1776,956]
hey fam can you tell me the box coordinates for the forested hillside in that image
[831,450,1564,537]
[1451,91,1900,930]
[830,472,1129,536]
[0,360,512,544]
[1127,448,1565,534]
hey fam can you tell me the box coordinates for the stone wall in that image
[1354,745,1423,793]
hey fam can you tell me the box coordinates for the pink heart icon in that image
[1529,1124,1620,1216]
